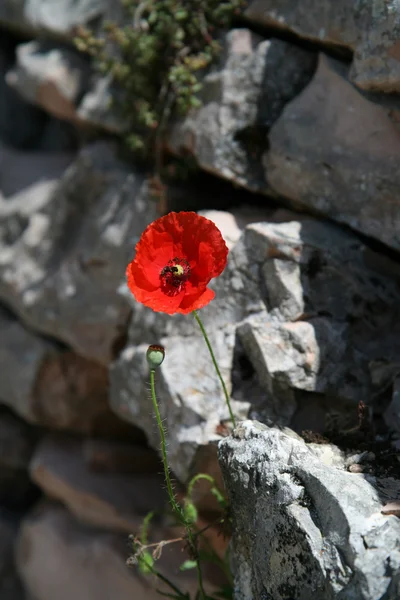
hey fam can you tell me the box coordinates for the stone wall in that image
[0,2,400,599]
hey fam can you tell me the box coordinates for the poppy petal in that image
[126,211,228,315]
[178,286,215,314]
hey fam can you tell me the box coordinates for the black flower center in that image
[160,257,191,296]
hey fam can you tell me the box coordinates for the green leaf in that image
[179,559,198,571]
[183,500,198,524]
[175,10,188,21]
[138,550,154,575]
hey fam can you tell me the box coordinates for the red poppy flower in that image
[126,211,228,314]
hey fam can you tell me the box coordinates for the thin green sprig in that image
[149,367,206,599]
[149,368,182,518]
[193,310,236,427]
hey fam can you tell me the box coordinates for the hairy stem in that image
[193,310,236,427]
[149,369,182,518]
[149,368,206,599]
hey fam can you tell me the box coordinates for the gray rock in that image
[265,54,400,250]
[111,212,400,482]
[0,1,29,35]
[0,44,46,149]
[29,435,166,532]
[0,35,78,152]
[6,40,91,122]
[0,306,125,434]
[244,0,358,49]
[16,503,219,600]
[15,503,166,600]
[77,75,125,134]
[168,28,316,192]
[0,0,122,38]
[110,207,277,482]
[0,142,156,364]
[245,0,400,93]
[218,420,400,600]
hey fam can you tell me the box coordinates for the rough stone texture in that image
[244,0,358,49]
[245,0,400,92]
[29,436,166,533]
[218,420,400,600]
[6,41,91,122]
[0,35,77,152]
[111,211,400,482]
[0,307,129,434]
[0,42,47,150]
[16,503,221,600]
[265,54,400,251]
[0,142,156,364]
[110,207,277,483]
[15,503,165,600]
[76,75,125,133]
[4,37,125,134]
[168,28,316,192]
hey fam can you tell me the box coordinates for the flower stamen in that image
[160,257,190,296]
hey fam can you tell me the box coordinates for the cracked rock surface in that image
[111,213,400,483]
[265,54,400,251]
[218,420,400,600]
[0,142,156,364]
[245,0,400,93]
[168,28,316,193]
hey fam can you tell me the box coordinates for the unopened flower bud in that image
[146,345,165,369]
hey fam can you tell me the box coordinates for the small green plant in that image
[74,0,245,163]
[126,344,233,599]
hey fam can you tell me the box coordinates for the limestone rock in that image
[218,420,400,600]
[0,307,127,435]
[0,42,47,150]
[0,35,78,151]
[111,213,400,482]
[15,504,164,600]
[110,207,276,482]
[245,0,400,93]
[76,75,125,133]
[0,0,122,39]
[266,54,400,251]
[6,41,91,122]
[0,142,156,364]
[168,28,316,192]
[16,503,220,600]
[29,435,166,532]
[5,39,123,135]
[0,141,72,197]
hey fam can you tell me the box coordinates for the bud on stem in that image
[146,345,165,369]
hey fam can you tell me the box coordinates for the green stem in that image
[193,310,236,427]
[149,369,206,600]
[187,528,207,600]
[149,369,182,519]
[148,564,187,599]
